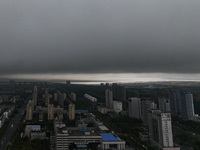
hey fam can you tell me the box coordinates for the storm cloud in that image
[0,0,200,75]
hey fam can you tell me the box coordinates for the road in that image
[0,107,25,150]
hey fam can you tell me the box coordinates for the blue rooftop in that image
[80,130,88,132]
[26,125,41,130]
[75,109,88,112]
[100,133,119,141]
[30,125,40,128]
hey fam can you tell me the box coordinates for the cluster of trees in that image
[172,118,200,150]
[91,110,155,150]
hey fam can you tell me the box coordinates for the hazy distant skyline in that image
[2,73,200,84]
[1,1,200,81]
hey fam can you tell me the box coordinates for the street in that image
[0,107,25,150]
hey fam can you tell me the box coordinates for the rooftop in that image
[69,130,100,136]
[26,125,41,131]
[100,133,119,141]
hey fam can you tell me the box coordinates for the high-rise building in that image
[105,89,113,108]
[128,97,141,119]
[63,93,66,100]
[148,110,180,150]
[169,90,195,120]
[26,100,33,120]
[141,99,157,127]
[158,98,170,112]
[48,104,54,120]
[45,90,50,107]
[112,84,126,101]
[68,103,75,121]
[181,92,195,120]
[113,101,122,114]
[54,93,57,101]
[57,91,64,107]
[169,90,181,114]
[69,92,76,101]
[33,85,38,106]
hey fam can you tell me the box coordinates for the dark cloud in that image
[0,0,200,75]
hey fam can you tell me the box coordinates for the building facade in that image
[48,104,54,120]
[169,90,195,120]
[113,101,122,114]
[148,110,179,150]
[45,90,50,107]
[158,98,170,112]
[112,84,126,101]
[69,92,76,101]
[141,99,157,127]
[33,86,38,106]
[128,97,141,119]
[68,103,75,121]
[105,89,113,109]
[26,100,33,120]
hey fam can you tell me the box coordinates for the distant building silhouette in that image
[68,103,75,120]
[112,83,126,101]
[48,104,54,120]
[128,97,141,119]
[105,89,113,109]
[26,100,33,120]
[69,92,76,102]
[33,86,38,106]
[141,98,157,128]
[169,90,195,120]
[54,93,57,101]
[57,91,64,107]
[158,98,170,112]
[45,90,50,107]
[66,80,71,85]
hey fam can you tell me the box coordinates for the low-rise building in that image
[25,125,41,138]
[97,106,108,114]
[31,132,46,140]
[51,115,126,150]
[100,133,125,150]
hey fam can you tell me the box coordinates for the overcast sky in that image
[0,1,200,80]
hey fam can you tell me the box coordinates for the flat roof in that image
[98,125,109,131]
[26,125,41,130]
[100,133,119,141]
[75,109,88,112]
[68,130,100,136]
